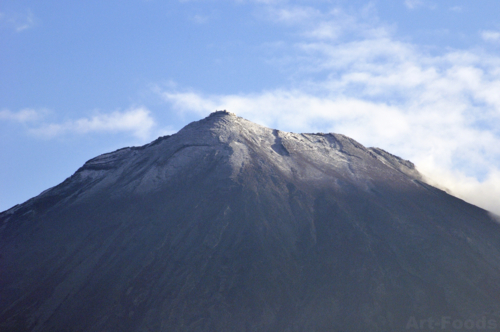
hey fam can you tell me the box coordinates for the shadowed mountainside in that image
[1,111,500,331]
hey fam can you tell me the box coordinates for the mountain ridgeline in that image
[1,111,500,331]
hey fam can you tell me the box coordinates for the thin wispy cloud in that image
[0,108,43,122]
[404,0,436,10]
[29,107,156,140]
[158,3,500,215]
[0,10,36,32]
[449,6,462,12]
[404,0,423,10]
[190,14,209,24]
[481,30,500,43]
[266,6,319,24]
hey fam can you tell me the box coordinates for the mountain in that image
[1,111,500,331]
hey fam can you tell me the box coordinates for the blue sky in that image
[2,0,500,213]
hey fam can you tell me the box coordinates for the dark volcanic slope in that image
[1,111,500,331]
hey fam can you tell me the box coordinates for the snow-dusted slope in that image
[22,111,422,202]
[1,111,500,332]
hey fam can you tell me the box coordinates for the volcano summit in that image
[1,111,500,331]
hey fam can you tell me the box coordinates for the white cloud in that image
[265,6,318,24]
[404,0,423,9]
[262,5,386,42]
[481,30,500,43]
[15,10,35,32]
[0,109,43,122]
[30,107,156,140]
[190,14,209,24]
[418,165,500,215]
[305,21,342,40]
[158,4,500,215]
[0,10,36,32]
[404,0,436,10]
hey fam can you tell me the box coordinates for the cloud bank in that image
[158,3,500,215]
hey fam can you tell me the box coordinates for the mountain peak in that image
[208,109,237,118]
[2,113,500,331]
[30,113,423,205]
